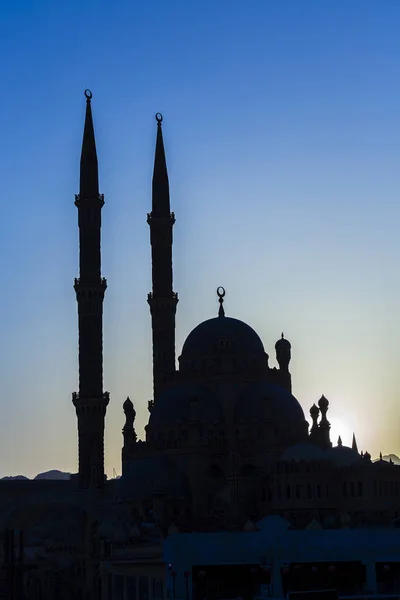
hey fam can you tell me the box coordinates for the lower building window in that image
[139,576,150,600]
[114,575,124,600]
[127,576,137,600]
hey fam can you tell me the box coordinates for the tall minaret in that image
[147,113,178,402]
[72,90,109,489]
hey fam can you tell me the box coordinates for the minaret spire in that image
[152,112,170,216]
[147,113,178,401]
[80,89,99,199]
[352,433,358,453]
[72,90,109,489]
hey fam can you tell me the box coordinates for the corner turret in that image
[275,333,292,392]
[122,397,137,474]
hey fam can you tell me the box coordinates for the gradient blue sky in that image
[1,0,399,478]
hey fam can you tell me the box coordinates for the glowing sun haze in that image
[1,0,400,478]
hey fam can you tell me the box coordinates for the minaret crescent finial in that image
[217,287,226,317]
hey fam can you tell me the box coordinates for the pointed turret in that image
[317,395,332,449]
[337,435,343,447]
[80,89,99,199]
[275,333,292,392]
[148,113,178,402]
[152,113,170,217]
[352,433,358,453]
[122,397,137,473]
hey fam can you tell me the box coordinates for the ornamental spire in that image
[152,112,170,217]
[352,433,358,453]
[80,89,99,199]
[217,287,226,317]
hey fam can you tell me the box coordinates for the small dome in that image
[123,397,134,411]
[181,316,265,361]
[310,403,319,417]
[327,445,360,467]
[318,395,329,409]
[373,457,392,469]
[275,333,291,350]
[280,443,328,463]
[119,455,191,501]
[149,384,223,427]
[235,382,306,425]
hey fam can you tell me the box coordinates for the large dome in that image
[280,443,328,463]
[234,382,308,445]
[149,384,224,427]
[180,316,265,361]
[235,382,306,424]
[327,445,361,467]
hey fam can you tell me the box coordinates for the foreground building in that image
[1,91,400,599]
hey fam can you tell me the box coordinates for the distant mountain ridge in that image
[1,470,73,481]
[34,470,72,480]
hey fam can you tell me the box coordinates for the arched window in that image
[241,464,256,478]
[307,483,312,499]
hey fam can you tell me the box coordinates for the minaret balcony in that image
[72,391,110,410]
[74,277,107,291]
[147,211,175,225]
[74,193,105,207]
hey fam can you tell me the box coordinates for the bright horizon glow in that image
[1,0,400,478]
[328,417,355,451]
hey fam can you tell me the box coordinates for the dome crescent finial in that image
[217,287,225,317]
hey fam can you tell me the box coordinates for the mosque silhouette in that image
[1,91,400,598]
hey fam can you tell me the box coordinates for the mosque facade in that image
[1,92,400,599]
